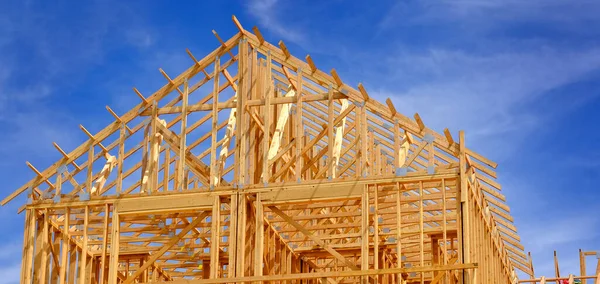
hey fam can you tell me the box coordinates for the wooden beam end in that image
[444,128,455,146]
[414,113,425,131]
[279,40,290,59]
[133,87,149,104]
[252,26,265,44]
[232,15,244,33]
[305,54,317,73]
[330,68,343,87]
[357,83,369,102]
[385,98,397,117]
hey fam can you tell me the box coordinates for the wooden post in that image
[579,249,586,284]
[34,209,49,283]
[295,68,303,182]
[262,52,272,184]
[22,209,35,284]
[177,79,189,191]
[254,193,264,277]
[442,178,448,282]
[58,208,69,284]
[228,193,238,278]
[50,230,60,284]
[238,39,248,187]
[68,243,76,283]
[79,206,89,284]
[100,204,109,284]
[361,185,369,284]
[554,251,561,279]
[236,193,247,277]
[374,185,379,272]
[210,58,220,187]
[210,196,221,278]
[396,182,402,281]
[459,130,470,284]
[419,181,425,284]
[87,145,94,195]
[117,124,125,195]
[327,85,334,179]
[107,205,120,284]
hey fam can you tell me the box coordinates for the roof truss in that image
[6,15,530,283]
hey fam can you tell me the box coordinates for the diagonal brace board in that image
[155,121,230,187]
[122,210,211,284]
[1,32,243,206]
[267,89,296,161]
[268,205,360,270]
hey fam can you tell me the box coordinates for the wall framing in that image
[5,15,595,284]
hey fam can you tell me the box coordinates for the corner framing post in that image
[210,196,221,278]
[22,209,35,284]
[254,193,264,278]
[228,193,238,278]
[33,208,49,283]
[107,204,120,284]
[79,206,89,284]
[396,182,402,282]
[235,193,247,277]
[210,58,220,188]
[374,184,379,273]
[361,184,369,284]
[100,204,109,284]
[579,249,586,284]
[178,79,189,192]
[459,130,471,283]
[117,124,125,195]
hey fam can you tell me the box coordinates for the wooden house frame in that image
[3,16,598,284]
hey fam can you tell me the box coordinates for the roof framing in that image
[6,15,533,284]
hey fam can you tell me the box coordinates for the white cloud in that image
[368,47,600,160]
[0,242,22,284]
[125,28,156,48]
[382,0,600,27]
[246,0,306,46]
[0,263,20,284]
[521,212,600,251]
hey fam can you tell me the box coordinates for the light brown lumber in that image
[138,263,478,283]
[123,210,211,284]
[269,205,359,270]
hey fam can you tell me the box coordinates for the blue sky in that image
[1,0,599,282]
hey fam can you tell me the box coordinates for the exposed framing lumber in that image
[2,16,547,284]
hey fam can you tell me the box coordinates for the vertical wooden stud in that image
[107,205,120,284]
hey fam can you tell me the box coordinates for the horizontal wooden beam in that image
[27,170,458,209]
[139,92,347,116]
[139,263,477,283]
[118,194,213,215]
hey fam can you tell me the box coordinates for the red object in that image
[559,280,569,284]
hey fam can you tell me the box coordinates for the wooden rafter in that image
[2,15,562,284]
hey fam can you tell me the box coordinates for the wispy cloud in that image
[368,47,600,159]
[0,1,160,165]
[238,0,600,279]
[379,0,600,35]
[0,242,23,284]
[124,28,156,49]
[521,211,600,250]
[245,0,307,46]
